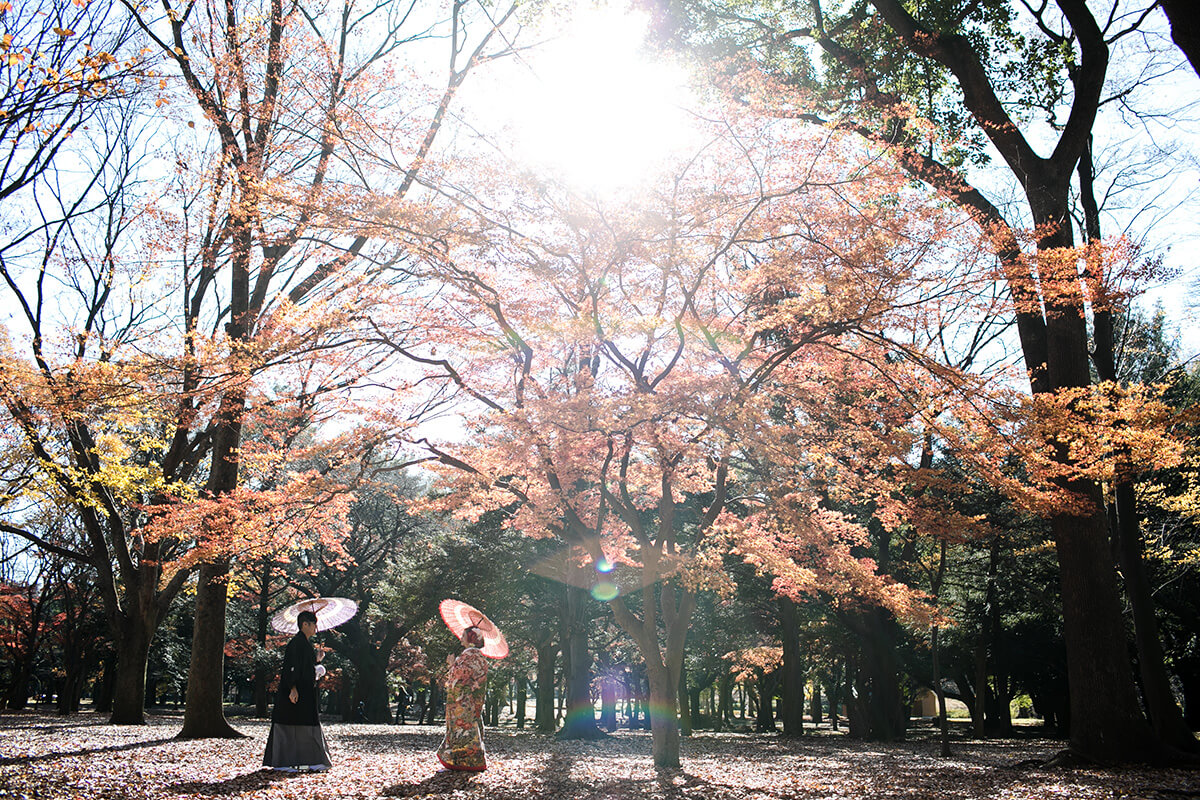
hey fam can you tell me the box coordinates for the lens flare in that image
[595,556,614,573]
[591,580,619,601]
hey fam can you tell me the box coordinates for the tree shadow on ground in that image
[380,768,480,797]
[334,729,443,756]
[0,736,178,767]
[528,752,756,800]
[168,768,299,796]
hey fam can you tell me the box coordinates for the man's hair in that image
[298,610,318,627]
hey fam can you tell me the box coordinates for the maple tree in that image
[352,99,1053,766]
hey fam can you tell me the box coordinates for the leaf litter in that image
[0,713,1196,800]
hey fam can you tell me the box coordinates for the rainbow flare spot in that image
[591,580,619,601]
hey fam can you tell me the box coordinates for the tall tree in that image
[655,0,1189,762]
[116,0,520,738]
[368,108,1006,766]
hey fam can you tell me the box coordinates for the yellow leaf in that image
[53,27,75,37]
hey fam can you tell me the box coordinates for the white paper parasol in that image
[270,597,358,634]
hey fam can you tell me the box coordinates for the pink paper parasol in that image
[271,597,358,634]
[439,599,508,659]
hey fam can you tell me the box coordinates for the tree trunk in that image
[778,597,805,736]
[825,659,842,731]
[678,660,692,736]
[716,670,733,730]
[93,654,116,713]
[854,608,906,741]
[1161,0,1200,78]
[535,639,557,732]
[558,586,602,739]
[844,655,867,738]
[177,559,242,738]
[646,660,682,769]
[1077,137,1197,756]
[350,647,393,724]
[600,672,618,730]
[932,624,952,756]
[109,619,154,724]
[516,674,527,730]
[808,678,822,727]
[1180,660,1200,730]
[3,660,32,710]
[253,558,272,718]
[754,670,777,732]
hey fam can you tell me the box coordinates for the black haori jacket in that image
[271,632,320,726]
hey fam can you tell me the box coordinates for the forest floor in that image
[1,710,1197,800]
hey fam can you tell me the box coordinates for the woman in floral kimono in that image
[436,626,489,771]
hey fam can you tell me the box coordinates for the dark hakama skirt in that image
[262,722,332,770]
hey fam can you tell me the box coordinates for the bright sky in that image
[459,2,699,196]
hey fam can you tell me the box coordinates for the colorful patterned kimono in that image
[437,646,488,771]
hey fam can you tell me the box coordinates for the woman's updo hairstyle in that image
[462,626,485,648]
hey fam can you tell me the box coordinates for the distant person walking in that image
[263,610,331,773]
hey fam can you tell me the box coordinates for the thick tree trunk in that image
[535,639,557,732]
[558,587,602,739]
[778,597,805,736]
[178,559,242,738]
[986,673,1014,737]
[1161,0,1200,78]
[1078,138,1197,755]
[1035,194,1156,759]
[350,647,393,724]
[109,619,154,724]
[58,656,86,715]
[646,660,681,769]
[3,660,32,710]
[854,608,906,741]
[1053,503,1155,758]
[754,670,777,732]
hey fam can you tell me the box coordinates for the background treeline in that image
[6,307,1198,740]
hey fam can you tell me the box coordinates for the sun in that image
[474,2,698,194]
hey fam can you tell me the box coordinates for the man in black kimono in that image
[263,610,331,772]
